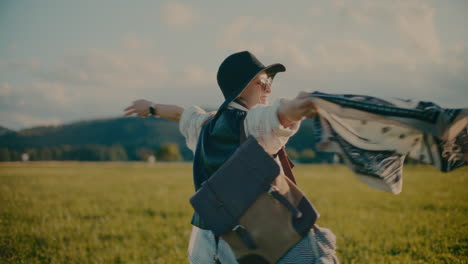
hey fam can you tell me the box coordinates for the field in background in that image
[0,162,466,264]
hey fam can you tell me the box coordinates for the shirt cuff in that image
[270,99,301,137]
[179,105,206,135]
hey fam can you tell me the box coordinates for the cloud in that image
[0,112,62,129]
[309,39,378,71]
[215,2,466,108]
[122,34,152,51]
[30,40,170,103]
[180,65,214,86]
[216,16,311,68]
[1,1,466,130]
[0,37,172,129]
[216,0,452,74]
[0,59,40,72]
[160,2,198,29]
[30,82,70,105]
[308,7,321,17]
[395,2,440,59]
[332,0,441,61]
[445,43,468,75]
[0,82,11,96]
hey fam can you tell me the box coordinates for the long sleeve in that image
[179,106,216,152]
[244,99,301,155]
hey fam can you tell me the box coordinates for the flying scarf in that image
[308,92,468,194]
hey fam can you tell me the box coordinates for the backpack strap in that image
[240,118,297,184]
[277,148,297,184]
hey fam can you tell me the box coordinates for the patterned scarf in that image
[309,92,467,194]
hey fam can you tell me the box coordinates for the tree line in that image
[0,117,341,163]
[0,143,184,162]
[0,144,328,163]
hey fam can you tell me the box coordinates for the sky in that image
[0,0,467,130]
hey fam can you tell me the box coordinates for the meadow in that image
[0,162,466,264]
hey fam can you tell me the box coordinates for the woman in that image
[124,51,339,264]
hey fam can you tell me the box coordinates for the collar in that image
[227,101,249,111]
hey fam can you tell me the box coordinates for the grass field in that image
[0,162,466,264]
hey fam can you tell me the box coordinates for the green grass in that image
[0,162,466,264]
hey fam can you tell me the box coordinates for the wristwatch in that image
[149,103,157,116]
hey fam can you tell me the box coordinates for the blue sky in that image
[0,0,467,130]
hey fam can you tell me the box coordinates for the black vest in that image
[191,108,247,228]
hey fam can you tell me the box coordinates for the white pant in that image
[187,225,339,264]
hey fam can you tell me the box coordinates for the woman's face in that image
[238,72,272,109]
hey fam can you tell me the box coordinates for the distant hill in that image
[0,117,332,162]
[0,117,190,160]
[0,126,13,136]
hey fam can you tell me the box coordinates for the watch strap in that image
[149,104,156,116]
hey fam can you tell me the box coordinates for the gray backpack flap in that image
[190,136,279,235]
[190,136,319,264]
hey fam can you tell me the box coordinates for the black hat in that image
[216,51,286,113]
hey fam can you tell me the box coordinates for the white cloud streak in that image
[216,0,457,74]
[180,65,213,86]
[160,2,199,29]
[30,82,70,105]
[0,59,40,72]
[0,37,171,129]
[215,1,467,106]
[0,82,12,96]
[0,112,62,129]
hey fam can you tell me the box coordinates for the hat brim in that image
[216,63,286,114]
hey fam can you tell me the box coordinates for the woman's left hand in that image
[124,99,154,117]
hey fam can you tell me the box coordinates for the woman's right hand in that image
[277,92,317,128]
[123,99,154,117]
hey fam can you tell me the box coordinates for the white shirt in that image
[179,99,301,155]
[183,100,305,261]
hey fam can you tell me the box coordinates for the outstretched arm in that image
[277,92,317,128]
[123,99,185,121]
[243,92,318,155]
